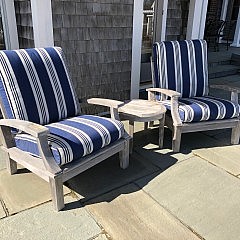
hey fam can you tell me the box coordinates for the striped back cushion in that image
[152,39,208,99]
[0,47,80,125]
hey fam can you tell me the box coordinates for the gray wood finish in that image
[118,99,166,153]
[0,100,130,211]
[147,87,240,152]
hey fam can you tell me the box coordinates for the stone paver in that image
[0,196,102,240]
[194,145,240,175]
[0,150,7,170]
[0,169,70,214]
[67,153,158,202]
[136,156,240,240]
[135,143,193,169]
[86,183,200,240]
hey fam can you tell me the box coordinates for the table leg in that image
[158,115,165,148]
[129,120,134,154]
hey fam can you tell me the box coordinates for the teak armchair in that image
[0,47,130,211]
[147,39,240,152]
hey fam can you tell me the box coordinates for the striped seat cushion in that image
[0,47,80,125]
[14,115,124,166]
[162,96,239,123]
[153,39,208,99]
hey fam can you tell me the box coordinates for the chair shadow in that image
[63,125,232,211]
[62,128,179,211]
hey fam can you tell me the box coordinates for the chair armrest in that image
[210,84,240,103]
[87,98,124,120]
[0,119,61,174]
[0,119,49,137]
[87,98,124,108]
[146,88,181,100]
[210,84,240,93]
[146,88,182,125]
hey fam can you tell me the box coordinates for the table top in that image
[118,99,166,121]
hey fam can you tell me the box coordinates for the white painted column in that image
[153,0,168,42]
[0,0,19,49]
[186,0,208,39]
[130,0,144,99]
[231,6,240,47]
[220,0,229,21]
[30,0,54,47]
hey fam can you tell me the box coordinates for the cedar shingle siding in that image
[14,0,34,48]
[51,0,134,114]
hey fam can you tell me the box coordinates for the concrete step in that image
[231,53,240,66]
[208,59,231,68]
[208,64,240,79]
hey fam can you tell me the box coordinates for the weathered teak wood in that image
[118,99,166,153]
[147,87,240,152]
[88,98,166,153]
[0,103,130,211]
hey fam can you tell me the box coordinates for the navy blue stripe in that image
[179,98,203,122]
[80,115,121,143]
[153,43,160,88]
[193,40,204,96]
[208,96,236,119]
[193,98,218,120]
[164,42,176,91]
[0,74,14,119]
[25,48,59,123]
[47,125,83,161]
[4,50,40,123]
[65,119,103,151]
[179,41,190,98]
[45,47,76,117]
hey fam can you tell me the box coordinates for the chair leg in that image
[49,175,65,211]
[119,138,129,169]
[149,121,154,127]
[6,157,17,175]
[172,126,182,152]
[231,122,240,144]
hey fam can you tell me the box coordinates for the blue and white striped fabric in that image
[153,39,208,99]
[162,96,239,123]
[0,47,80,125]
[14,115,124,166]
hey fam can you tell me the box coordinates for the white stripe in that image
[201,40,208,96]
[36,48,68,119]
[16,50,49,124]
[50,122,93,157]
[48,134,73,165]
[53,47,80,115]
[185,40,193,97]
[161,42,168,90]
[68,117,111,147]
[187,98,210,121]
[0,52,28,120]
[175,41,183,94]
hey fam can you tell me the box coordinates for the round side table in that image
[118,99,166,153]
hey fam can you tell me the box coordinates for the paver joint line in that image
[0,198,9,217]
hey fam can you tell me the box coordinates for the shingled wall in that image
[14,0,34,48]
[51,0,134,114]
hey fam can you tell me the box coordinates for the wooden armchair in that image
[0,47,130,211]
[147,39,240,152]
